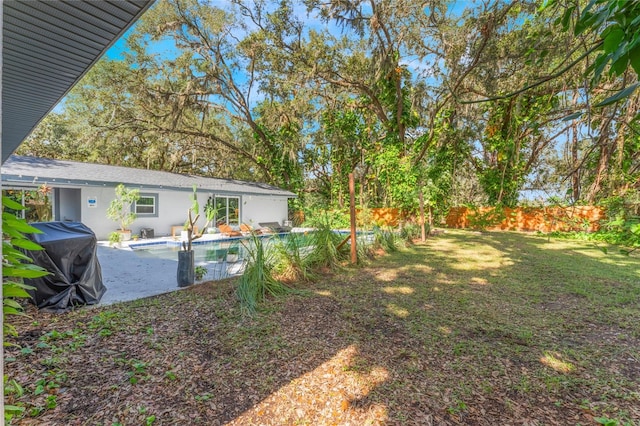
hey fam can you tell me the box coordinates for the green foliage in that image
[4,364,67,422]
[400,222,422,244]
[194,266,208,281]
[373,227,398,253]
[306,218,349,269]
[236,235,291,314]
[2,196,49,344]
[106,184,140,232]
[304,209,350,229]
[272,232,315,283]
[114,357,150,385]
[596,195,640,251]
[575,1,640,104]
[466,206,507,231]
[594,417,633,426]
[108,231,122,246]
[546,0,640,105]
[319,106,373,209]
[4,376,26,423]
[370,145,419,211]
[550,194,640,255]
[416,109,468,218]
[478,96,556,207]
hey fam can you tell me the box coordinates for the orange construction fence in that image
[446,206,605,232]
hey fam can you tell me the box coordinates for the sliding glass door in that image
[213,196,240,226]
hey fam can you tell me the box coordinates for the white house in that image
[1,155,296,240]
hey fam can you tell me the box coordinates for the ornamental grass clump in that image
[374,226,399,252]
[236,234,291,314]
[400,222,421,244]
[305,217,348,269]
[272,232,315,283]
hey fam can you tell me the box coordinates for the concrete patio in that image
[96,233,254,305]
[97,243,181,305]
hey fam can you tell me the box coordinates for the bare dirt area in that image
[4,230,640,425]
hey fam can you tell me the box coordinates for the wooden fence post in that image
[418,189,426,241]
[349,173,357,264]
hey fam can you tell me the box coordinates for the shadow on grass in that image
[226,230,639,424]
[5,230,640,424]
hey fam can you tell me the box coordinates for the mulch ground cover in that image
[4,230,640,425]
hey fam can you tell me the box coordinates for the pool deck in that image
[96,234,237,305]
[96,229,315,305]
[97,242,180,305]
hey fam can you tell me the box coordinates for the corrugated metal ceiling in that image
[2,0,155,162]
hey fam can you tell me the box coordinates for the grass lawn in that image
[5,229,640,425]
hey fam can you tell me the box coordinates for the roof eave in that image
[2,0,156,163]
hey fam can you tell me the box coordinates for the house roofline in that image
[1,155,297,198]
[1,175,297,198]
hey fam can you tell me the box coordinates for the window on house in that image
[135,194,158,216]
[213,196,240,226]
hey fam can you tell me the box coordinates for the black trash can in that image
[23,222,106,312]
[141,228,154,239]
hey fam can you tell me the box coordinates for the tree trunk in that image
[571,121,580,203]
[418,188,426,241]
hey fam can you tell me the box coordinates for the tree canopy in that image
[19,0,640,216]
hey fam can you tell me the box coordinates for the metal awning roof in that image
[2,0,155,163]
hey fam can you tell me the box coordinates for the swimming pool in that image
[130,233,310,280]
[129,231,374,280]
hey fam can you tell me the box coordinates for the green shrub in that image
[194,266,208,281]
[108,231,122,246]
[236,235,290,314]
[304,209,350,229]
[306,219,348,269]
[374,227,398,253]
[400,222,422,243]
[598,196,640,249]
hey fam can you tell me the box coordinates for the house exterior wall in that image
[81,187,203,239]
[241,195,289,227]
[80,187,290,240]
[3,182,291,240]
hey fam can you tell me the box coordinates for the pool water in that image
[130,231,373,281]
[131,233,315,280]
[133,239,247,263]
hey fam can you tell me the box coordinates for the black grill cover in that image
[24,222,106,312]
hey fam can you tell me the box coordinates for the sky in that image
[51,1,571,201]
[54,0,483,115]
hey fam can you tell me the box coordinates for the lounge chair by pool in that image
[258,222,292,233]
[240,223,269,235]
[218,224,242,237]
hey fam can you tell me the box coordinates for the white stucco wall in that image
[79,187,290,240]
[241,195,289,227]
[81,187,197,240]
